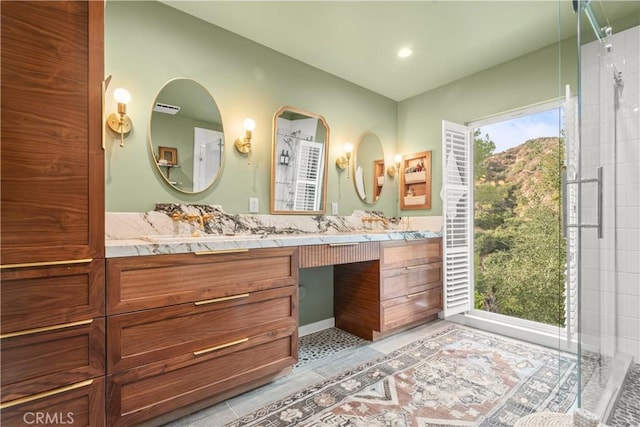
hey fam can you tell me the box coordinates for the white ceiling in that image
[160,1,639,101]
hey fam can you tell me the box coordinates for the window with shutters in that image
[443,99,572,334]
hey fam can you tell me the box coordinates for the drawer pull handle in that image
[0,379,93,410]
[0,319,94,340]
[328,242,360,247]
[405,263,429,270]
[193,338,249,356]
[194,293,250,306]
[407,290,427,298]
[0,258,93,270]
[194,249,249,256]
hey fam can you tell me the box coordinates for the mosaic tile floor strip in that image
[609,363,640,427]
[295,328,368,369]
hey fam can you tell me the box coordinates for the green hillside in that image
[474,134,567,326]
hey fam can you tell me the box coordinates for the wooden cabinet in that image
[0,1,105,424]
[1,0,105,266]
[399,151,432,210]
[105,248,299,426]
[334,238,442,340]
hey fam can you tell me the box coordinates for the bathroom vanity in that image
[101,214,442,425]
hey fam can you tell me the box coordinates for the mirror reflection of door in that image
[193,127,223,192]
[353,132,384,205]
[149,78,225,194]
[271,107,329,214]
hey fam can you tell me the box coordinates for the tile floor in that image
[162,321,639,427]
[609,362,640,426]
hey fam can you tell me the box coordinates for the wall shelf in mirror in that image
[399,151,432,210]
[149,78,225,194]
[270,106,330,214]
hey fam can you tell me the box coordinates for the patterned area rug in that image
[225,325,578,427]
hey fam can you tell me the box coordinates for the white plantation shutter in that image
[294,140,323,211]
[564,90,579,339]
[442,120,472,317]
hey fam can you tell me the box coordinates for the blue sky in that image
[475,108,562,154]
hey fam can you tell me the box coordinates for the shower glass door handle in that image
[565,166,603,238]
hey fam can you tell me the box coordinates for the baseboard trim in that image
[299,318,335,337]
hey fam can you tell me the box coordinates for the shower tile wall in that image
[581,25,640,362]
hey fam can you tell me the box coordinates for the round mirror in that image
[149,78,224,193]
[353,132,385,204]
[270,106,330,214]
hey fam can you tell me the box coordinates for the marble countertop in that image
[106,230,442,258]
[105,205,443,258]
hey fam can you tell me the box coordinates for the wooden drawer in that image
[0,260,105,334]
[380,238,441,270]
[299,241,379,268]
[0,376,105,427]
[106,247,298,314]
[381,287,442,332]
[108,286,297,373]
[107,330,296,426]
[1,318,106,402]
[381,261,442,300]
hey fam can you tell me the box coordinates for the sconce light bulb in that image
[393,154,403,164]
[243,118,256,132]
[113,88,131,104]
[344,142,354,154]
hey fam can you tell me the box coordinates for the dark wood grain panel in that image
[381,288,442,331]
[334,261,381,340]
[0,0,104,265]
[1,260,105,334]
[1,318,105,403]
[1,377,105,427]
[380,239,441,270]
[108,286,297,372]
[106,247,298,314]
[380,261,442,300]
[107,333,296,426]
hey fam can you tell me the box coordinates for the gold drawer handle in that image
[194,249,249,256]
[328,242,360,247]
[407,290,427,298]
[0,379,93,410]
[0,258,93,270]
[1,319,94,340]
[405,263,429,270]
[194,293,250,306]
[193,338,249,356]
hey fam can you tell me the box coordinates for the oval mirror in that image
[149,78,224,193]
[270,106,330,214]
[353,132,385,204]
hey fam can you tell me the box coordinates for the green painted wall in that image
[104,2,636,327]
[105,1,398,215]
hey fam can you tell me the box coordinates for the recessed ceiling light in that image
[398,48,413,58]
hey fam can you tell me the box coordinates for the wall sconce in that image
[106,88,133,147]
[387,153,403,177]
[336,142,354,178]
[234,118,256,164]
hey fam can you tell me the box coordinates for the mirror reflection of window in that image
[274,116,325,211]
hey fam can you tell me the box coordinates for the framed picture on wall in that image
[158,146,178,166]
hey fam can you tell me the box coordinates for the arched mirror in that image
[149,78,224,193]
[353,132,385,204]
[270,106,330,214]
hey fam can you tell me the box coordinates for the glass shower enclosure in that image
[576,0,639,421]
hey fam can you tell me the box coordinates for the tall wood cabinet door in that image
[0,1,105,266]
